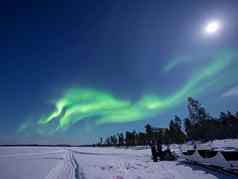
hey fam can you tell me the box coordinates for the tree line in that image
[97,97,238,146]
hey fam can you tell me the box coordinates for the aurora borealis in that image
[1,0,238,144]
[17,49,237,135]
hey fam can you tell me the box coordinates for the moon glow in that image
[203,20,221,35]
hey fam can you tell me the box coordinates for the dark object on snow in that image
[157,140,162,159]
[150,141,176,162]
[150,141,158,162]
[161,149,176,161]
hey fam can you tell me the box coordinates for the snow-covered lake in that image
[0,146,237,179]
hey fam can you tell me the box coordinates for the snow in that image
[209,139,238,149]
[181,139,238,152]
[0,145,237,179]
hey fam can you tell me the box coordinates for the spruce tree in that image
[187,97,210,124]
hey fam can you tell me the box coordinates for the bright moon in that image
[203,20,221,35]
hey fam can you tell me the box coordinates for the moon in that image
[203,20,221,35]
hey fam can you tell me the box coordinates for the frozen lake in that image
[0,146,237,179]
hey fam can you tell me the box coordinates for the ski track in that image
[44,149,82,179]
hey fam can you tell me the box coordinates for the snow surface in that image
[181,139,238,151]
[0,145,237,179]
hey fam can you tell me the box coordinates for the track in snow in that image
[44,150,84,179]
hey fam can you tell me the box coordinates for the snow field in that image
[0,144,237,179]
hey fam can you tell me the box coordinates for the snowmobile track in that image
[44,149,84,179]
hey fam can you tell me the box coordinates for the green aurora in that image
[19,49,237,134]
[163,56,192,72]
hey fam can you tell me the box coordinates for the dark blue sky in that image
[1,0,238,144]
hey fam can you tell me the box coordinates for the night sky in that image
[1,0,238,144]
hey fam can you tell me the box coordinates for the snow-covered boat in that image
[181,143,238,174]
